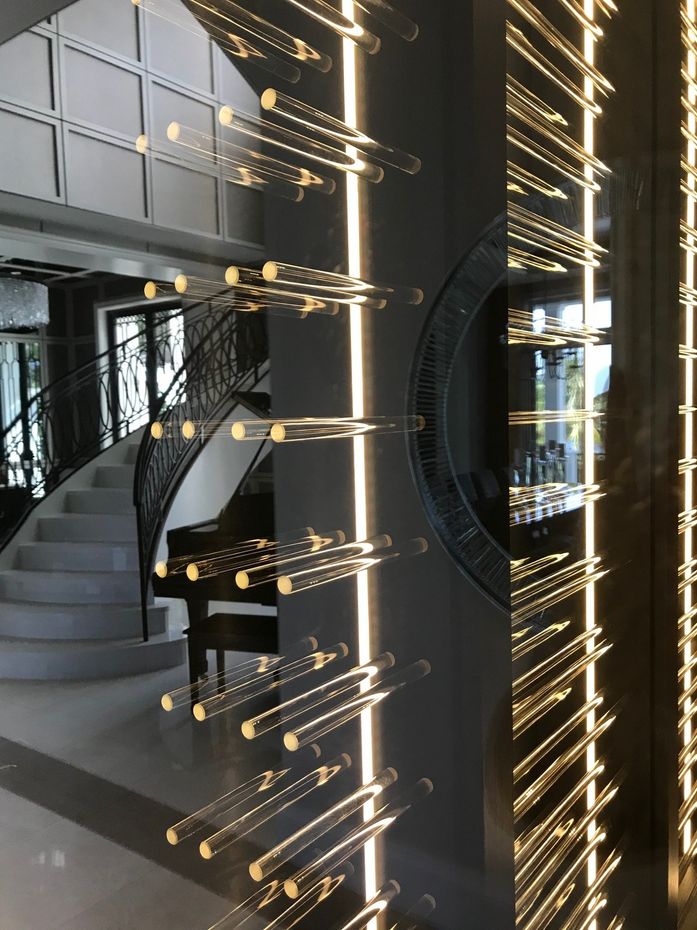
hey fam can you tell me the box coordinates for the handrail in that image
[0,303,211,550]
[133,308,269,640]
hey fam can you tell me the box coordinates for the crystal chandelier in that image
[0,278,49,330]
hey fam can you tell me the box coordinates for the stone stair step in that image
[17,541,139,572]
[0,601,166,640]
[38,513,137,543]
[65,488,135,515]
[0,632,186,679]
[94,464,135,489]
[0,569,141,604]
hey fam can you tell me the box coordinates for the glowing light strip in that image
[342,2,378,919]
[583,0,599,920]
[683,0,696,861]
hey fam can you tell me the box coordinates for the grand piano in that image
[153,449,279,685]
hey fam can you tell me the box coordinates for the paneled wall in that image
[0,0,263,250]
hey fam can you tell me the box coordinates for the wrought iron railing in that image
[134,309,269,639]
[0,307,209,548]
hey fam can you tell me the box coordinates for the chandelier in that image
[0,278,49,330]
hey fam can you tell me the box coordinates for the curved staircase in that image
[0,435,185,679]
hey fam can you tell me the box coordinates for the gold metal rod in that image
[284,660,431,752]
[387,895,437,930]
[513,626,601,698]
[242,652,396,740]
[154,530,311,577]
[205,879,286,930]
[508,163,567,201]
[517,829,606,930]
[283,780,434,900]
[136,131,305,202]
[193,642,348,721]
[279,0,381,53]
[516,782,618,915]
[278,537,428,596]
[514,713,615,820]
[507,125,601,193]
[353,0,418,40]
[510,204,606,254]
[165,122,337,194]
[219,106,385,181]
[513,643,610,731]
[514,696,604,782]
[555,849,622,930]
[166,766,293,845]
[200,754,352,859]
[509,248,567,274]
[513,569,607,621]
[161,653,277,712]
[248,768,399,882]
[510,483,604,525]
[507,98,610,173]
[261,259,424,304]
[211,866,354,930]
[261,88,421,174]
[554,0,605,36]
[509,409,600,425]
[513,556,601,605]
[507,76,569,126]
[513,687,572,738]
[510,552,570,583]
[515,762,605,865]
[237,534,392,590]
[225,268,388,309]
[187,532,345,581]
[189,0,331,71]
[512,620,571,662]
[333,881,402,930]
[133,0,304,83]
[232,416,425,443]
[508,0,614,91]
[507,22,601,114]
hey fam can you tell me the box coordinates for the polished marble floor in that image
[0,660,277,929]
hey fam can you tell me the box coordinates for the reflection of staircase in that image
[0,437,185,679]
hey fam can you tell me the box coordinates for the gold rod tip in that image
[277,576,293,595]
[284,731,300,752]
[155,560,168,578]
[270,423,286,443]
[166,121,181,142]
[150,422,164,440]
[261,88,277,111]
[144,281,157,300]
[219,106,234,126]
[241,720,256,740]
[193,704,206,722]
[174,274,188,295]
[231,422,246,440]
[262,261,279,283]
[161,694,174,711]
[249,862,264,882]
[182,420,196,441]
[135,134,148,154]
[284,880,300,900]
[236,571,250,589]
[186,564,200,582]
[199,841,213,860]
[165,827,178,845]
[225,265,240,286]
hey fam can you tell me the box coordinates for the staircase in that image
[0,436,185,679]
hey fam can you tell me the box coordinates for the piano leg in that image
[216,649,226,694]
[185,598,210,709]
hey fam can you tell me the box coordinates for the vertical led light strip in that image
[583,0,599,915]
[682,0,696,861]
[341,0,379,917]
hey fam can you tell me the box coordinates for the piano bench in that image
[184,611,279,700]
